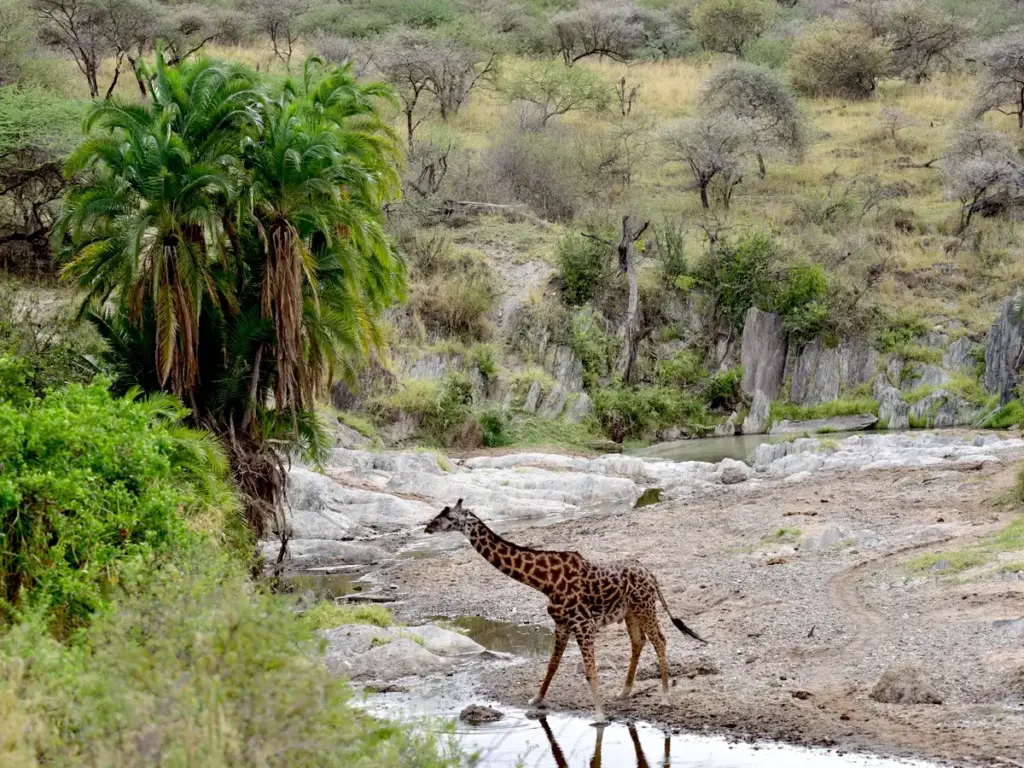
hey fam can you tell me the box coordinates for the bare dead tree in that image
[241,0,309,69]
[660,115,753,209]
[33,0,108,97]
[406,137,452,198]
[973,27,1024,129]
[615,74,641,117]
[583,215,649,383]
[944,124,1024,232]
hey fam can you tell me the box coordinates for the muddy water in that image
[436,616,553,657]
[630,432,859,465]
[370,691,938,768]
[281,569,368,598]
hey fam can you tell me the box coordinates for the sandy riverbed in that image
[381,461,1024,766]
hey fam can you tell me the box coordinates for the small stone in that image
[765,556,790,566]
[791,690,813,700]
[459,704,504,725]
[930,559,951,572]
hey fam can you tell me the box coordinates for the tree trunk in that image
[240,342,264,433]
[756,151,767,179]
[406,108,415,148]
[615,215,649,385]
[699,181,710,209]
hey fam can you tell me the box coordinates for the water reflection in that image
[537,717,669,768]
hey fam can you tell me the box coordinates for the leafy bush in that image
[408,239,497,342]
[655,350,706,388]
[654,219,689,283]
[691,0,779,57]
[770,397,880,422]
[693,231,779,333]
[302,602,393,630]
[593,386,708,442]
[773,262,831,344]
[0,545,458,766]
[703,366,744,410]
[470,343,498,381]
[478,408,511,447]
[790,20,892,99]
[558,234,611,306]
[0,377,241,634]
[571,306,618,389]
[370,373,474,445]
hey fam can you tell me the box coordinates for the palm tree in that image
[56,50,261,405]
[56,51,406,544]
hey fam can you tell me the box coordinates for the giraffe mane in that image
[465,508,582,558]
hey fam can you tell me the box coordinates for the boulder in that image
[908,391,980,428]
[984,295,1024,403]
[901,363,948,392]
[543,345,584,393]
[718,458,751,484]
[714,411,739,437]
[769,414,877,435]
[406,353,461,381]
[403,625,486,657]
[522,380,542,413]
[742,390,772,435]
[342,637,452,681]
[460,705,504,725]
[869,665,943,705]
[323,625,396,664]
[564,392,595,423]
[944,337,976,374]
[740,308,788,399]
[875,378,909,430]
[537,383,568,419]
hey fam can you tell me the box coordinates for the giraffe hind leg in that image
[638,608,671,703]
[617,612,645,700]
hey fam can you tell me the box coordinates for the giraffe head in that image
[425,498,474,534]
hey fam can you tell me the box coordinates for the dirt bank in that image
[383,462,1024,767]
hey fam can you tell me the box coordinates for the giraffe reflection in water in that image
[536,717,671,768]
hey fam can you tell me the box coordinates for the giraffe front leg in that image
[530,623,569,708]
[575,620,605,723]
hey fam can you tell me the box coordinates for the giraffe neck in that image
[465,517,557,594]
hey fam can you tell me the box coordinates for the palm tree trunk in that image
[240,342,263,433]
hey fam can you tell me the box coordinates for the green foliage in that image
[503,60,613,124]
[571,306,618,389]
[984,400,1024,429]
[772,262,831,344]
[0,545,458,766]
[593,386,708,442]
[0,285,106,396]
[371,373,474,445]
[790,20,892,99]
[302,602,393,630]
[500,412,603,451]
[0,381,240,634]
[703,366,743,410]
[0,87,83,157]
[770,397,880,422]
[873,311,932,353]
[691,0,779,57]
[907,511,1023,575]
[478,408,511,447]
[655,349,706,388]
[558,234,610,306]
[692,231,778,333]
[906,550,987,573]
[654,219,689,283]
[334,409,378,438]
[470,343,499,380]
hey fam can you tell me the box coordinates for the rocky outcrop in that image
[786,338,878,406]
[768,414,877,435]
[714,411,739,437]
[874,377,909,430]
[944,337,976,374]
[543,345,584,393]
[564,392,595,423]
[984,295,1024,404]
[740,308,788,399]
[908,390,981,428]
[742,390,772,435]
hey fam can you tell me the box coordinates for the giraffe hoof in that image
[592,712,608,725]
[527,696,546,708]
[614,688,632,700]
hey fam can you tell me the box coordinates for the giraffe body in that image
[425,499,705,722]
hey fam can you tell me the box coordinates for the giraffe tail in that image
[655,579,707,644]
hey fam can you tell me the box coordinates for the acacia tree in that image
[241,0,310,69]
[550,0,672,65]
[790,19,891,98]
[57,52,404,538]
[885,0,971,83]
[33,0,109,97]
[661,115,752,209]
[503,59,612,127]
[974,27,1024,129]
[691,0,778,58]
[944,125,1024,232]
[418,35,496,122]
[699,62,807,178]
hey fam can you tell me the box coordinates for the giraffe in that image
[425,499,706,723]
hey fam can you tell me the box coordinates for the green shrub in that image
[655,349,706,388]
[571,306,618,389]
[0,380,241,635]
[693,231,779,333]
[558,234,610,306]
[702,366,744,410]
[470,343,498,381]
[0,545,458,766]
[772,262,831,344]
[770,397,879,421]
[370,374,474,445]
[593,386,708,442]
[691,0,778,57]
[302,602,393,630]
[790,20,892,99]
[985,400,1024,429]
[478,408,510,447]
[654,219,689,283]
